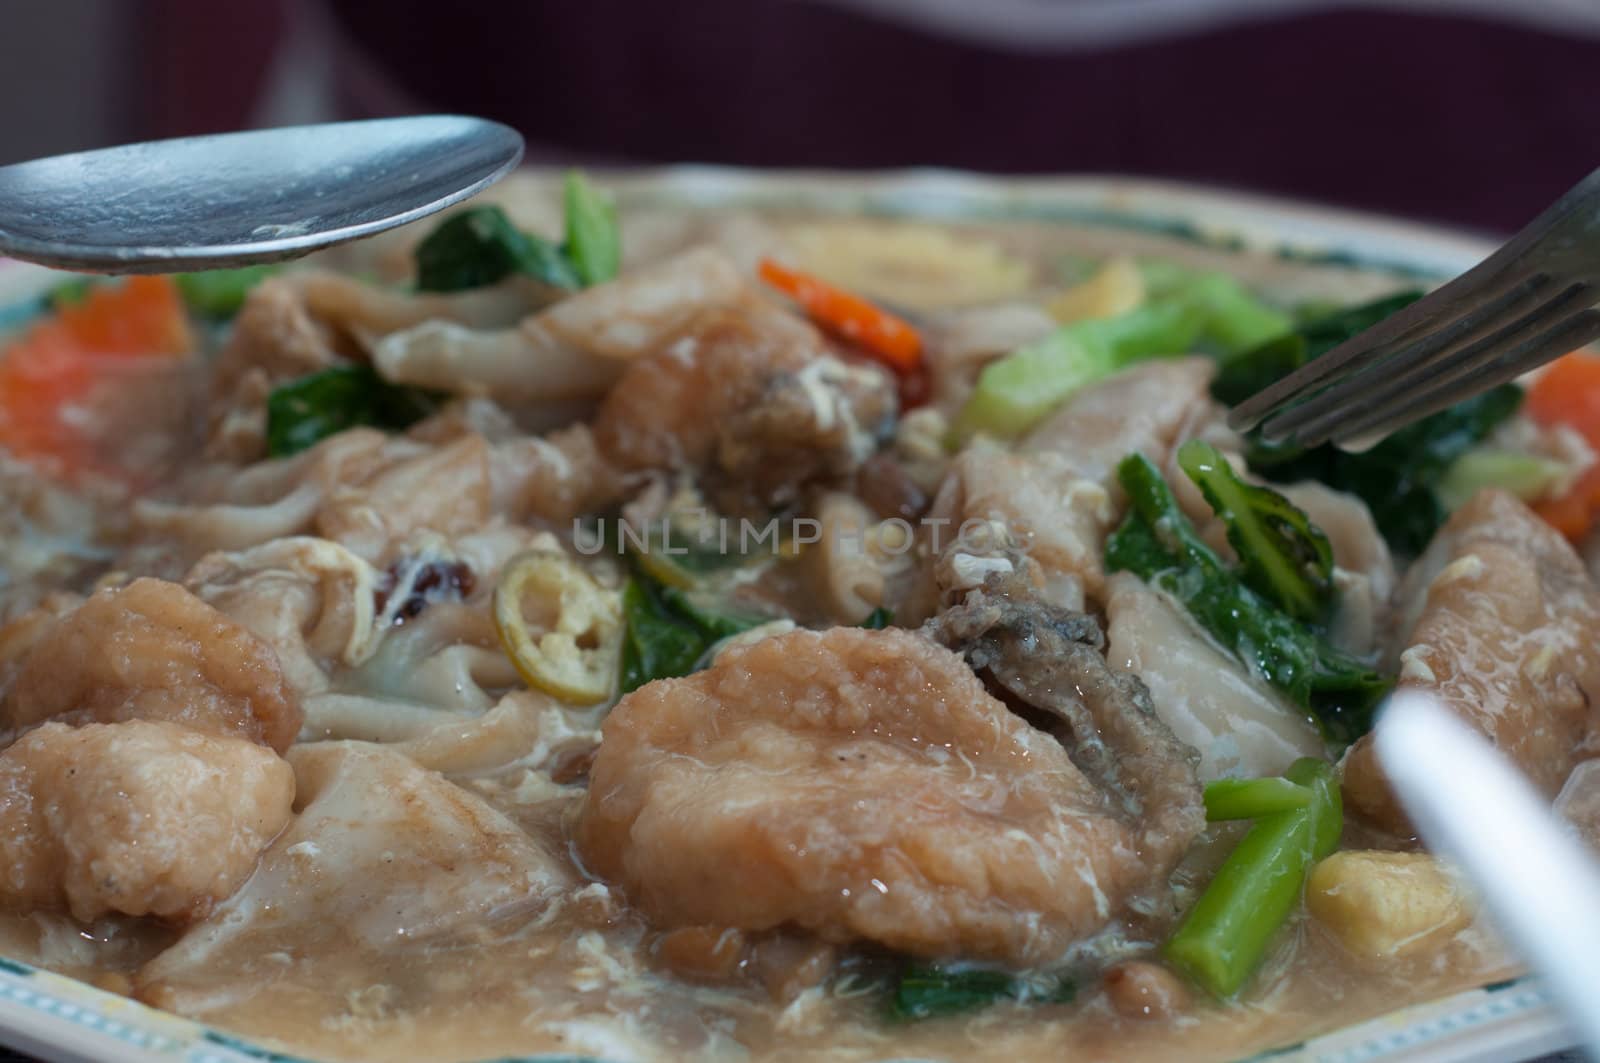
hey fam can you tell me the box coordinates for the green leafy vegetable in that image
[563,171,622,287]
[617,565,769,694]
[1210,291,1423,407]
[619,578,713,695]
[1106,453,1389,742]
[414,206,579,292]
[265,365,438,457]
[888,963,1075,1021]
[1203,776,1312,820]
[1210,333,1307,408]
[46,277,95,310]
[175,266,278,319]
[1176,440,1334,624]
[660,585,769,640]
[858,606,894,629]
[413,170,620,293]
[958,269,1290,439]
[1213,290,1522,555]
[1294,290,1426,357]
[1249,385,1523,555]
[1435,449,1568,511]
[1167,758,1341,997]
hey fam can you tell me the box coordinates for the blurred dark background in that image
[4,0,1599,232]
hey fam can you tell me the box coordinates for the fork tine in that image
[1227,254,1534,432]
[1318,307,1600,449]
[1265,279,1594,445]
[1254,271,1558,441]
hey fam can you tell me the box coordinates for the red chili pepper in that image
[758,258,923,375]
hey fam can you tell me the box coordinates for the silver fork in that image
[1229,166,1600,448]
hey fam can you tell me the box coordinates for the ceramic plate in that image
[0,167,1574,1063]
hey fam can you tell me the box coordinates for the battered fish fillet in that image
[592,303,894,511]
[1342,490,1600,833]
[576,624,1202,965]
[1,578,300,751]
[0,720,294,922]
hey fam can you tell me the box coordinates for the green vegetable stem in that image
[1203,775,1313,821]
[563,170,622,287]
[1210,290,1424,407]
[1167,758,1342,997]
[957,270,1291,440]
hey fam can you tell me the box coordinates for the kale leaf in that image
[265,364,437,457]
[1214,290,1522,555]
[1176,440,1334,624]
[413,171,619,293]
[1106,453,1389,743]
[858,606,894,629]
[888,963,1075,1022]
[618,577,713,695]
[414,206,579,293]
[1248,386,1523,556]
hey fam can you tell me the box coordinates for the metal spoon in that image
[0,115,524,273]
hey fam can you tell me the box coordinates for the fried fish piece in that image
[577,623,1201,965]
[1342,490,1600,833]
[2,578,300,751]
[0,720,293,922]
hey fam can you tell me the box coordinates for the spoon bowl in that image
[0,115,524,273]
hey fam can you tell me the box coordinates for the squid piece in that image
[134,428,392,559]
[291,268,542,338]
[933,358,1217,605]
[393,689,603,778]
[928,441,1108,611]
[215,272,540,390]
[486,425,625,523]
[137,742,576,1013]
[185,536,384,697]
[1104,572,1325,780]
[0,720,294,923]
[374,321,626,404]
[315,433,493,562]
[206,272,544,461]
[1019,356,1218,489]
[373,247,747,403]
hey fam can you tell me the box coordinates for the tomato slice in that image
[0,277,194,474]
